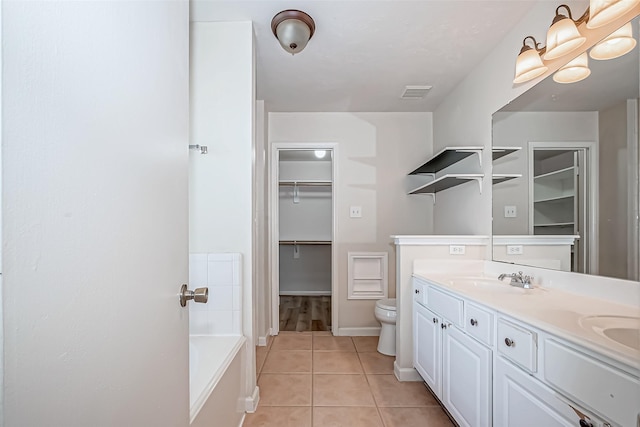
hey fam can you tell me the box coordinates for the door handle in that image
[179,284,209,307]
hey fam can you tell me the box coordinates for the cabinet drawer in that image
[413,279,428,306]
[427,286,463,327]
[497,318,537,373]
[543,339,640,427]
[465,303,494,347]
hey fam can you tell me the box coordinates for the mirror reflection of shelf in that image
[279,180,332,187]
[492,146,521,161]
[279,240,331,245]
[533,166,574,182]
[492,173,522,184]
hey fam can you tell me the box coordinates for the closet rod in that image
[279,181,332,187]
[279,240,332,245]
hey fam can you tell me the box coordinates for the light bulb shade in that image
[271,10,315,55]
[589,22,637,59]
[514,46,549,83]
[314,150,326,159]
[544,15,587,60]
[553,52,591,83]
[587,0,640,29]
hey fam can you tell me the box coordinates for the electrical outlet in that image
[507,245,524,255]
[504,205,517,218]
[350,206,362,218]
[449,245,466,255]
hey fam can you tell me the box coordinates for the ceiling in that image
[191,0,538,112]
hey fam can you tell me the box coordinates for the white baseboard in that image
[337,327,381,336]
[279,291,331,296]
[394,362,422,382]
[257,328,273,347]
[244,386,259,413]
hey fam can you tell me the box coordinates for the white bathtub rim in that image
[189,335,246,423]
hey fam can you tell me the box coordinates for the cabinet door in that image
[494,356,578,427]
[413,302,441,397]
[442,325,492,427]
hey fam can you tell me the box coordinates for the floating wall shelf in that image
[409,174,484,203]
[409,146,483,175]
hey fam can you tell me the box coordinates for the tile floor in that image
[244,332,455,427]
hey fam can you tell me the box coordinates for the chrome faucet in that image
[498,271,534,289]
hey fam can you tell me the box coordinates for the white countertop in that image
[413,270,640,370]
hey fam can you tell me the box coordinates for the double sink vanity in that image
[411,265,640,427]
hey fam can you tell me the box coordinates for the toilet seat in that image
[376,298,396,311]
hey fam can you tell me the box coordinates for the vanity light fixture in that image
[271,9,316,55]
[589,22,637,59]
[513,36,549,84]
[543,5,588,60]
[553,52,592,83]
[587,0,640,28]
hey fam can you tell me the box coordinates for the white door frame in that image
[627,99,639,280]
[527,141,599,274]
[269,142,338,335]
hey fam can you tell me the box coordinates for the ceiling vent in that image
[401,85,432,99]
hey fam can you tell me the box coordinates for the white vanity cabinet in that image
[413,278,493,427]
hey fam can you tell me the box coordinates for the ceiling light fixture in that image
[589,22,637,59]
[587,0,640,28]
[513,3,639,84]
[543,5,587,60]
[314,150,326,159]
[553,52,592,83]
[271,9,315,55]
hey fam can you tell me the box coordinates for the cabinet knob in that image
[415,289,420,294]
[470,318,478,327]
[432,317,438,324]
[504,337,515,347]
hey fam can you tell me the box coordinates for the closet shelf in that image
[534,222,575,227]
[534,195,574,204]
[492,174,521,184]
[409,146,483,175]
[534,166,574,181]
[492,146,521,161]
[409,174,484,195]
[279,240,332,245]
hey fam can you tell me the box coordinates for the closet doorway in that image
[270,143,337,335]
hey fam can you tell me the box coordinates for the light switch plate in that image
[504,205,517,218]
[350,206,362,218]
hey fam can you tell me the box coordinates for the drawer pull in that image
[504,337,515,347]
[432,318,438,324]
[441,323,451,329]
[415,289,420,294]
[470,318,478,326]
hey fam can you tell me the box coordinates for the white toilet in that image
[374,298,397,356]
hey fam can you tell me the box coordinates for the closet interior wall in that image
[278,151,332,296]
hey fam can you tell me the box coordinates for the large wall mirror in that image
[492,18,640,281]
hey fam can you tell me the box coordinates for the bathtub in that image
[189,335,246,426]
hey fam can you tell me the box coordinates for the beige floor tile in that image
[313,374,375,407]
[378,407,455,427]
[279,331,313,335]
[312,407,384,427]
[262,351,312,373]
[312,331,333,336]
[258,374,312,406]
[243,406,312,427]
[313,351,363,374]
[358,352,394,374]
[313,336,356,352]
[352,336,379,353]
[271,334,313,351]
[256,346,269,374]
[367,375,439,407]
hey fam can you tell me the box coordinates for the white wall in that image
[189,20,257,407]
[492,111,598,234]
[269,112,433,331]
[431,2,585,236]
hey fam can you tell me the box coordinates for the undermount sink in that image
[579,315,640,351]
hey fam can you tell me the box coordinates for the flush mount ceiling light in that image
[544,5,587,60]
[314,150,326,159]
[271,9,316,55]
[553,52,592,83]
[513,36,549,84]
[587,0,640,28]
[589,22,637,59]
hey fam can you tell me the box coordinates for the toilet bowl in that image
[374,298,397,356]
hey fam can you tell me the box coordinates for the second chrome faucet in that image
[498,271,534,289]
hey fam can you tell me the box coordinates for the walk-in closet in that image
[275,148,334,332]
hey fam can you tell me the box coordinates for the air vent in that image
[401,85,432,99]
